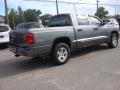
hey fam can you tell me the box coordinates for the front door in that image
[89,16,109,44]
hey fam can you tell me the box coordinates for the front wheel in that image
[52,43,70,65]
[107,33,119,48]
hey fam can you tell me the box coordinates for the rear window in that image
[0,26,9,32]
[48,14,72,27]
[77,15,89,25]
[17,22,42,30]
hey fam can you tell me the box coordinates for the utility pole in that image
[4,0,9,24]
[12,14,15,29]
[56,0,59,15]
[114,7,118,20]
[96,0,99,17]
[74,4,77,13]
[74,0,81,14]
[115,7,117,16]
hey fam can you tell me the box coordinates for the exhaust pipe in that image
[15,54,20,57]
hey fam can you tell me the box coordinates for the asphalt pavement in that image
[0,43,120,90]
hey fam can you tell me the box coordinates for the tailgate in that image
[10,30,27,46]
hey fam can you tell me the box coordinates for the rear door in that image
[75,14,96,48]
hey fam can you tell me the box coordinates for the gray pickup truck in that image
[9,13,119,65]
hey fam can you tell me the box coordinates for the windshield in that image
[17,22,42,30]
[0,26,9,32]
[48,14,72,27]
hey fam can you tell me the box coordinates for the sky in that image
[0,0,120,16]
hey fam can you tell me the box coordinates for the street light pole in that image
[4,0,9,24]
[96,0,99,17]
[56,0,59,15]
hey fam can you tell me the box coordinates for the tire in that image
[52,43,70,65]
[107,33,119,48]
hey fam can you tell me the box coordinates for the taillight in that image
[26,33,35,45]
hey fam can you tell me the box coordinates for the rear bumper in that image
[9,46,35,57]
[0,38,9,44]
[9,45,51,57]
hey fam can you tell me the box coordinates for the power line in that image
[24,0,120,6]
[24,0,120,16]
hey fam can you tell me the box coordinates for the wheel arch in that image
[111,31,119,38]
[52,37,71,50]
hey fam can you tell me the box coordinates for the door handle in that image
[78,29,83,32]
[94,28,98,30]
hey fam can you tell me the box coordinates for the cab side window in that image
[77,15,90,25]
[89,16,101,25]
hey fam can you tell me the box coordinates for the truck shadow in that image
[0,44,110,78]
[0,44,8,50]
[71,44,109,58]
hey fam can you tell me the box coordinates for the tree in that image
[95,6,109,19]
[18,6,24,24]
[24,9,41,22]
[40,14,52,26]
[8,9,17,29]
[8,7,42,29]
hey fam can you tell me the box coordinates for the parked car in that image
[102,19,119,29]
[0,24,11,44]
[9,13,119,65]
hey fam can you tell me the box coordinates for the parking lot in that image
[0,42,120,90]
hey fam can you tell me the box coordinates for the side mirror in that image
[95,22,103,26]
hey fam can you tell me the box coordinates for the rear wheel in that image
[52,43,70,65]
[107,33,119,48]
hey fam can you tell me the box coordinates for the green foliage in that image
[8,6,42,29]
[8,6,53,29]
[18,6,25,24]
[24,9,41,22]
[8,9,17,29]
[95,6,109,19]
[40,14,52,26]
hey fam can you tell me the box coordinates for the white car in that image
[0,24,11,44]
[102,19,119,28]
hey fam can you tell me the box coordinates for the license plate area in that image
[10,47,17,53]
[0,36,4,38]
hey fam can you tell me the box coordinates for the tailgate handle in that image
[94,28,98,30]
[78,29,83,32]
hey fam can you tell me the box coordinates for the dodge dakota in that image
[9,13,119,65]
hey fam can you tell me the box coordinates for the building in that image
[0,15,4,23]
